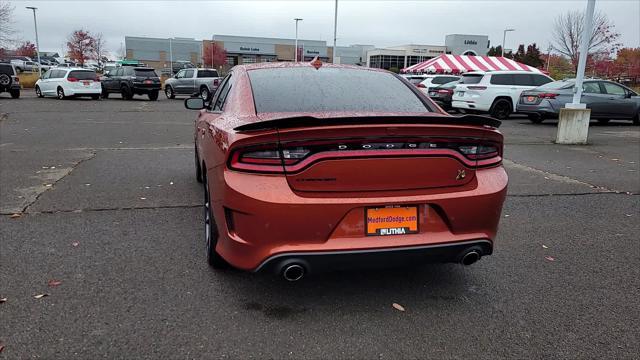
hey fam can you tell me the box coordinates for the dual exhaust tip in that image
[280,248,482,281]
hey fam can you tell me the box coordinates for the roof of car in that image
[237,61,389,74]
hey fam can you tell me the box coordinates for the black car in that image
[101,66,161,100]
[427,80,459,111]
[0,63,20,98]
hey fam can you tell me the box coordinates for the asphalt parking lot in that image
[1,92,639,358]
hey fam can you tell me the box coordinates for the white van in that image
[35,68,102,100]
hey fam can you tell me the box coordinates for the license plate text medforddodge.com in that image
[365,206,419,236]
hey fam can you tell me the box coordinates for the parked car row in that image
[26,65,223,101]
[405,70,639,124]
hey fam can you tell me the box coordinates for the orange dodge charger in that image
[185,61,507,281]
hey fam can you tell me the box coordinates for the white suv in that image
[451,71,553,119]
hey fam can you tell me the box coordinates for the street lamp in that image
[501,28,515,57]
[294,18,303,62]
[332,0,338,64]
[25,6,42,77]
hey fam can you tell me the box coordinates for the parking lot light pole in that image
[501,29,515,57]
[294,18,303,62]
[571,0,596,107]
[169,38,173,73]
[333,0,338,64]
[26,6,42,77]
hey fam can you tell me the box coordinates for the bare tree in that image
[93,33,107,65]
[551,10,621,70]
[0,0,16,49]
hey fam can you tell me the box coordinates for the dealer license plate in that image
[82,81,90,86]
[365,206,419,236]
[144,80,152,84]
[457,91,465,96]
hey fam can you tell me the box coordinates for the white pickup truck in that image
[163,68,222,100]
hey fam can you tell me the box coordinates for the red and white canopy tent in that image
[401,54,542,74]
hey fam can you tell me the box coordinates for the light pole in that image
[546,45,553,72]
[25,6,42,77]
[570,0,596,106]
[332,0,338,63]
[294,18,303,62]
[169,38,173,73]
[501,28,515,57]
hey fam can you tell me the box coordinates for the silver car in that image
[519,79,640,125]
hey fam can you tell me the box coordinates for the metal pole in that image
[333,0,338,63]
[26,7,41,77]
[169,38,173,73]
[294,18,302,62]
[546,45,552,71]
[571,0,596,105]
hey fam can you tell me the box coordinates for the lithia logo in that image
[464,40,478,45]
[379,228,409,235]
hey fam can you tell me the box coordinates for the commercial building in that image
[125,36,202,70]
[366,34,490,70]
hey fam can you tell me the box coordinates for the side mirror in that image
[625,92,633,99]
[184,97,205,110]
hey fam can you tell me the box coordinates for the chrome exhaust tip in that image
[461,250,480,266]
[282,264,305,281]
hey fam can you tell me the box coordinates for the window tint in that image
[176,70,185,78]
[582,82,602,94]
[68,70,96,80]
[197,70,219,78]
[459,74,483,84]
[124,67,135,76]
[183,69,194,78]
[248,67,430,113]
[513,74,533,86]
[532,74,552,86]
[135,69,157,77]
[213,74,232,111]
[433,76,459,85]
[51,70,65,78]
[490,74,514,85]
[602,82,626,96]
[115,68,123,76]
[0,64,14,75]
[41,69,51,79]
[537,80,573,90]
[408,77,425,84]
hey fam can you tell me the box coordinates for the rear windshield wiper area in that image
[234,114,501,132]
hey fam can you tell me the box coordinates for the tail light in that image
[14,77,19,83]
[467,86,487,90]
[228,139,502,173]
[437,89,453,94]
[416,83,426,88]
[538,93,558,99]
[67,77,78,82]
[94,76,100,82]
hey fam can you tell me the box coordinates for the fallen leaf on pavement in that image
[44,184,52,187]
[392,303,405,312]
[625,214,632,217]
[139,197,146,200]
[545,256,555,262]
[0,344,4,353]
[169,181,174,185]
[542,245,548,249]
[10,213,21,219]
[544,176,550,180]
[48,280,62,287]
[0,297,7,303]
[72,242,79,247]
[504,214,510,217]
[33,294,49,299]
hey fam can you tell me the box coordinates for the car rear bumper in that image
[132,85,161,93]
[66,88,101,96]
[254,239,492,274]
[517,103,559,117]
[451,100,490,112]
[210,165,508,271]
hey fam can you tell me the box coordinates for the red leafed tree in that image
[67,30,96,65]
[16,41,37,58]
[202,42,227,67]
[615,47,640,78]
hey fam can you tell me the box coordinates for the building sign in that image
[301,45,327,57]
[224,42,276,55]
[464,40,478,45]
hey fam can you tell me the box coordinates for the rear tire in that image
[195,146,203,183]
[35,86,43,98]
[633,113,639,126]
[148,90,159,101]
[57,87,66,100]
[101,87,109,98]
[91,94,100,100]
[120,85,133,100]
[203,171,229,269]
[489,99,512,120]
[200,86,210,100]
[10,89,20,99]
[165,85,175,99]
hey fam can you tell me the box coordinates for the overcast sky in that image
[7,0,640,57]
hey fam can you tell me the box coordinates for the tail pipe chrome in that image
[282,264,306,281]
[460,247,483,266]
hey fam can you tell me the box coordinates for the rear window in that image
[68,70,96,80]
[537,81,574,90]
[0,64,15,75]
[490,74,514,85]
[197,70,219,78]
[459,74,483,84]
[135,69,158,77]
[248,67,430,113]
[433,76,459,85]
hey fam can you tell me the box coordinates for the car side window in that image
[490,74,514,85]
[533,74,552,86]
[42,70,51,79]
[176,70,185,79]
[213,74,233,111]
[602,82,626,96]
[513,74,533,86]
[582,82,602,94]
[184,70,194,78]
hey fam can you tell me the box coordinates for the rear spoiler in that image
[234,114,501,132]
